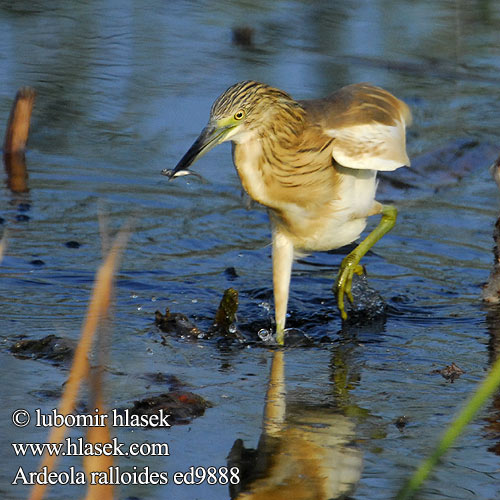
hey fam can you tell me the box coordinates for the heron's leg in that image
[272,232,294,345]
[335,204,397,320]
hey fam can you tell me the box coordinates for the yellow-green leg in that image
[335,204,397,320]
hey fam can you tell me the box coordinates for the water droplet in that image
[258,329,273,342]
[258,302,271,313]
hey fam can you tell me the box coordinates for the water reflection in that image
[228,350,363,499]
[3,153,29,194]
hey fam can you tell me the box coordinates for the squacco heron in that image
[168,81,411,344]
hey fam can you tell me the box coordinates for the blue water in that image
[1,1,500,499]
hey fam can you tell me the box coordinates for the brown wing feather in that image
[300,83,411,171]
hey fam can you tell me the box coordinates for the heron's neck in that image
[260,101,306,148]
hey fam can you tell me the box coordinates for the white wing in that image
[327,119,410,171]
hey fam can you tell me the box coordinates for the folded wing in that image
[301,83,411,172]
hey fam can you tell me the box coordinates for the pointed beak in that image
[167,121,234,180]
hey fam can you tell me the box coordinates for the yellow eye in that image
[234,110,245,120]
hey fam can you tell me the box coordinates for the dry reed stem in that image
[28,225,130,500]
[84,324,114,499]
[4,87,36,154]
[83,393,114,500]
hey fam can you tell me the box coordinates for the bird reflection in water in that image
[227,350,363,499]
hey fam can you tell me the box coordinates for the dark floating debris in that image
[431,362,465,383]
[15,214,30,222]
[232,26,254,47]
[224,266,239,280]
[30,259,45,267]
[154,308,203,338]
[10,334,75,365]
[126,391,212,426]
[141,372,185,390]
[65,240,81,249]
[394,415,409,431]
[17,202,30,212]
[29,388,63,400]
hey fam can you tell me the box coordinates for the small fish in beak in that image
[161,168,202,180]
[165,121,236,181]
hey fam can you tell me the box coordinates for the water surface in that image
[1,1,500,499]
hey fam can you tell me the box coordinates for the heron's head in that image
[168,81,296,178]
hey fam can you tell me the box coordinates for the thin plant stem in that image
[396,354,500,499]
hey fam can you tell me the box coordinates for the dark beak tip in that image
[161,168,177,181]
[163,123,219,182]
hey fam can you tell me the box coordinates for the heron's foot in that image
[335,254,365,320]
[275,325,285,346]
